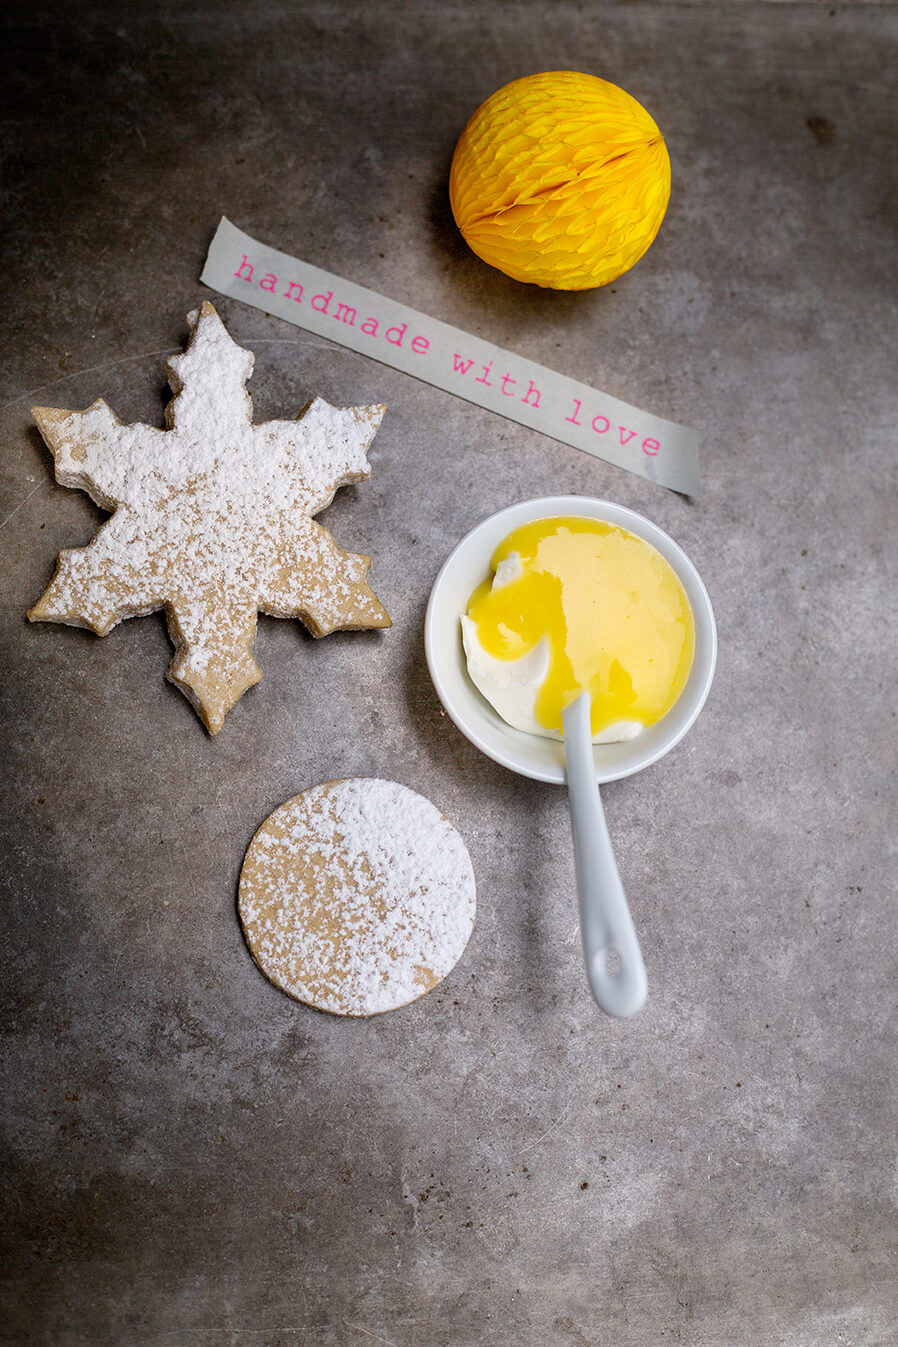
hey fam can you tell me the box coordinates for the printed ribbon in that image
[201,217,701,495]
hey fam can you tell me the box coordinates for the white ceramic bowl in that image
[425,496,717,785]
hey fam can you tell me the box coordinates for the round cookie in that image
[238,779,476,1016]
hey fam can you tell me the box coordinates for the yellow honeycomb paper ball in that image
[449,71,671,290]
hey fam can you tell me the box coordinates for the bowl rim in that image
[424,495,717,785]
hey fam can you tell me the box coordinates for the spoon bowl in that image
[425,496,717,1018]
[425,496,717,785]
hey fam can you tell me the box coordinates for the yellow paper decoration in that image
[449,71,671,290]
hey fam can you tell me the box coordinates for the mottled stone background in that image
[1,3,895,1344]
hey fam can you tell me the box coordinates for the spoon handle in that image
[562,692,648,1018]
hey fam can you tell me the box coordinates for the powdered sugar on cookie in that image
[238,779,476,1016]
[29,302,390,732]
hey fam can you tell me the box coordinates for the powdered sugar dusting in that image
[238,779,476,1016]
[28,302,390,733]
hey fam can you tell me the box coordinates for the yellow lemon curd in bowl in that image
[450,70,670,290]
[465,517,694,739]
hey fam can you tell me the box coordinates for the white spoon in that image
[562,691,647,1018]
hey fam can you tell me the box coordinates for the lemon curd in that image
[465,517,694,738]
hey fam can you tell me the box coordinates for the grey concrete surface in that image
[2,3,896,1344]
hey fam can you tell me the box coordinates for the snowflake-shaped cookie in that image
[29,301,391,733]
